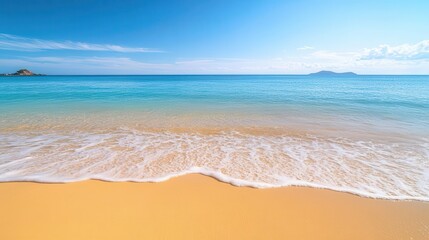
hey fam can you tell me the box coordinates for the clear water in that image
[1,75,428,200]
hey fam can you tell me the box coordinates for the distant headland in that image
[309,71,357,76]
[0,69,45,76]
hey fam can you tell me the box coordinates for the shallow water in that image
[1,75,428,200]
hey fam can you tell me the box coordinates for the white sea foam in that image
[0,129,428,201]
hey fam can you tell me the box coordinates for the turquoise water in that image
[1,75,428,123]
[0,75,428,200]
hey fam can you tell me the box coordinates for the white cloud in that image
[300,40,429,62]
[2,40,429,74]
[2,54,429,75]
[0,57,171,75]
[297,46,314,51]
[310,50,357,61]
[175,59,214,65]
[0,33,160,53]
[0,56,323,74]
[360,40,429,60]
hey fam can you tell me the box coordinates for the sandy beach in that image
[2,1,429,239]
[0,174,428,240]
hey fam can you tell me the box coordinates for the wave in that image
[0,129,428,201]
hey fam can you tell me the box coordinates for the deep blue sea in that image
[0,75,428,200]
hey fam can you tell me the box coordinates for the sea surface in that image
[0,75,428,200]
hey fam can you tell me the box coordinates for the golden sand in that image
[0,174,428,240]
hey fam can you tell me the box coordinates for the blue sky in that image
[1,0,429,74]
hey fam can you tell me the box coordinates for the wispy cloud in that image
[22,56,169,70]
[310,50,357,61]
[2,40,429,74]
[2,55,429,75]
[297,46,314,51]
[0,33,160,53]
[359,40,429,60]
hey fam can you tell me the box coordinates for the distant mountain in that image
[0,69,45,76]
[309,70,357,76]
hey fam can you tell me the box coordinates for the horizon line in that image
[3,73,429,76]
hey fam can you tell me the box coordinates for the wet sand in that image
[0,174,428,240]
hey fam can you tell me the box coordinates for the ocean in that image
[0,75,428,200]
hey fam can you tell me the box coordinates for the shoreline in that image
[2,171,428,202]
[1,174,428,240]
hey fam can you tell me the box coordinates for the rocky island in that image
[0,69,45,76]
[309,70,357,76]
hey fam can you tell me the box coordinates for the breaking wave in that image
[1,129,428,201]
